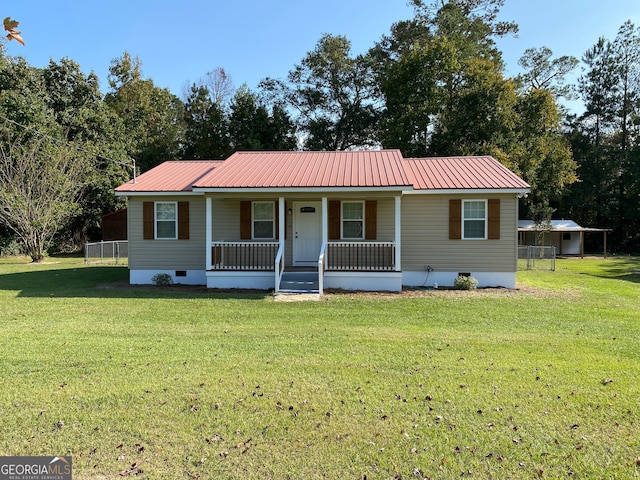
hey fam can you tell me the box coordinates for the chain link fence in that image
[84,240,128,265]
[518,245,556,271]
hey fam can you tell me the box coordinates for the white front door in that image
[293,201,322,266]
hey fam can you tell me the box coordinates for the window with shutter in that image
[240,201,279,239]
[142,201,189,240]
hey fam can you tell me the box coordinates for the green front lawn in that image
[0,256,638,479]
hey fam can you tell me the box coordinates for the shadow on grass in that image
[0,265,273,300]
[578,257,640,284]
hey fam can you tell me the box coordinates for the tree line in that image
[0,0,639,260]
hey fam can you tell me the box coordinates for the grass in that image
[0,255,639,479]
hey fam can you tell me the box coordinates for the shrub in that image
[151,273,173,286]
[454,275,478,290]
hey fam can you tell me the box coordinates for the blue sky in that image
[5,0,640,102]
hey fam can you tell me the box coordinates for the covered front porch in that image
[204,196,403,294]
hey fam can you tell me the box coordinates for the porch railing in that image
[210,241,279,270]
[326,242,395,271]
[274,243,284,293]
[209,241,396,273]
[318,241,327,296]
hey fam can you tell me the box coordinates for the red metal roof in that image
[115,160,223,192]
[114,153,530,193]
[192,150,412,189]
[403,156,530,190]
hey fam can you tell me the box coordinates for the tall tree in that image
[0,134,90,262]
[181,83,230,159]
[517,47,578,100]
[568,22,640,251]
[41,58,131,246]
[0,53,130,248]
[578,38,619,149]
[612,21,640,152]
[512,88,576,222]
[370,19,443,156]
[261,33,379,150]
[373,0,575,222]
[106,52,184,171]
[372,0,516,156]
[182,67,235,109]
[229,86,296,152]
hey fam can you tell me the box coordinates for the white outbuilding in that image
[518,220,611,257]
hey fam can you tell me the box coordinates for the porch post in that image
[279,197,285,248]
[205,196,212,270]
[395,195,401,271]
[322,197,328,243]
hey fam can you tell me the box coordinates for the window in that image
[253,202,275,239]
[342,201,364,239]
[463,200,487,239]
[155,202,177,239]
[143,201,189,240]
